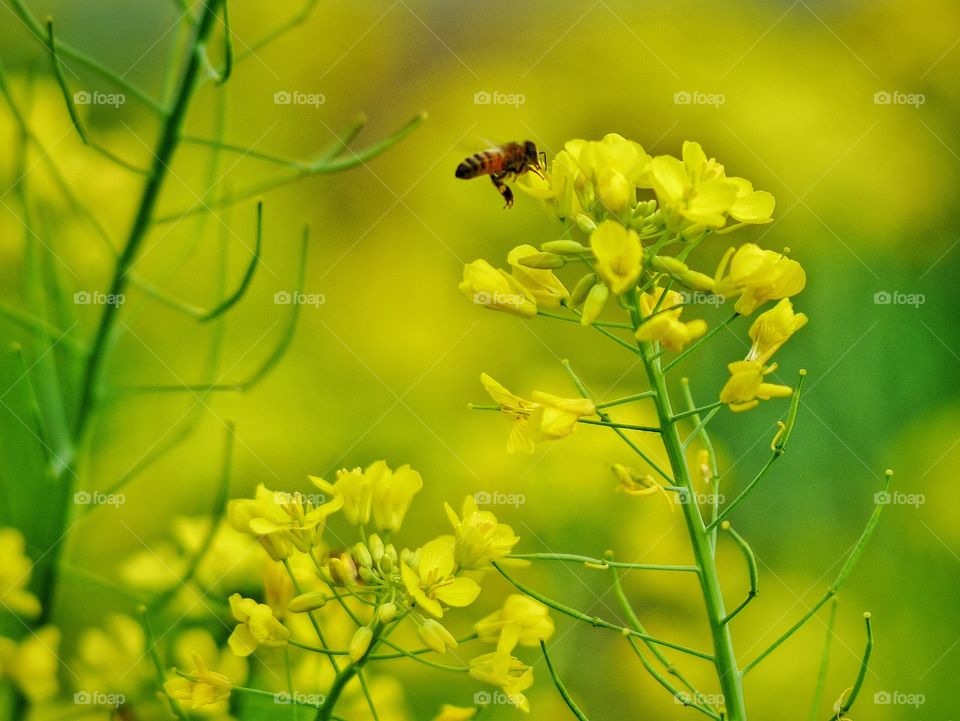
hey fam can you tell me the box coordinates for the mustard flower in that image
[646,142,739,230]
[720,360,793,412]
[727,176,775,225]
[0,528,41,618]
[401,536,481,618]
[228,484,343,561]
[312,461,423,532]
[164,651,233,710]
[74,614,150,696]
[508,244,569,310]
[459,259,537,317]
[227,594,289,656]
[310,467,371,526]
[475,595,554,646]
[714,243,806,315]
[576,133,651,213]
[444,495,520,570]
[469,623,534,713]
[612,464,674,511]
[747,298,808,364]
[480,374,596,455]
[634,286,707,352]
[589,220,643,294]
[0,626,60,702]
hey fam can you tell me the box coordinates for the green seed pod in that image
[541,239,588,255]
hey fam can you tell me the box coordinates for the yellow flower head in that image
[475,594,554,646]
[589,220,643,294]
[228,484,343,561]
[634,286,707,352]
[0,626,60,702]
[0,528,41,618]
[481,374,595,455]
[508,244,569,310]
[400,536,481,618]
[720,360,793,412]
[576,134,651,213]
[747,298,808,364]
[469,623,534,713]
[645,142,739,230]
[312,461,423,532]
[444,496,520,570]
[432,704,478,721]
[164,651,233,710]
[459,259,537,318]
[311,467,370,526]
[727,176,775,225]
[714,243,806,316]
[612,464,674,511]
[227,593,289,656]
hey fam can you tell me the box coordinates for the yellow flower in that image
[0,528,41,618]
[401,536,481,618]
[727,176,775,225]
[469,623,534,713]
[517,144,583,219]
[459,259,536,318]
[475,595,554,646]
[714,243,806,316]
[634,286,707,352]
[164,651,233,710]
[432,704,478,721]
[612,464,674,511]
[172,627,247,692]
[0,626,60,702]
[646,142,738,230]
[480,374,595,455]
[312,461,423,532]
[227,594,289,656]
[748,298,808,364]
[589,220,642,294]
[417,618,459,654]
[576,134,651,213]
[369,462,423,532]
[720,360,793,412]
[444,496,520,570]
[508,244,569,310]
[74,614,150,696]
[228,484,343,561]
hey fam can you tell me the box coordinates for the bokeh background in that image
[1,0,958,719]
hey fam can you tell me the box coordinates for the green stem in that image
[537,309,632,328]
[540,641,590,721]
[672,401,723,422]
[314,623,383,721]
[633,308,747,719]
[661,312,739,374]
[492,562,713,661]
[596,391,657,409]
[140,606,189,721]
[508,553,698,573]
[576,418,660,433]
[807,599,838,721]
[719,522,758,625]
[828,613,873,720]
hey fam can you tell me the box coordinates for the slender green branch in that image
[576,418,661,433]
[719,522,758,625]
[625,638,721,720]
[681,408,721,451]
[236,0,321,62]
[213,1,233,84]
[672,401,723,422]
[661,312,739,374]
[0,302,85,355]
[808,599,838,721]
[596,391,657,409]
[139,606,189,721]
[284,559,340,674]
[11,344,52,465]
[827,613,873,721]
[540,641,590,721]
[538,308,632,328]
[743,471,892,675]
[492,562,713,661]
[508,553,698,573]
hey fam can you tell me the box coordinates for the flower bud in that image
[580,283,609,326]
[516,252,565,270]
[368,533,385,563]
[540,239,587,255]
[568,273,597,309]
[328,554,358,587]
[378,602,398,623]
[417,619,458,654]
[575,213,597,233]
[288,591,329,613]
[353,542,373,569]
[349,626,374,662]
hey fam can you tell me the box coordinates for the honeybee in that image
[455,140,545,208]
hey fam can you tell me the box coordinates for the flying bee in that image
[455,140,546,208]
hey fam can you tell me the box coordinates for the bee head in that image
[524,141,539,166]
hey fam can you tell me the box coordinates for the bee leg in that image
[491,174,513,208]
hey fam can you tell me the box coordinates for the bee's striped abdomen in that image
[455,149,505,179]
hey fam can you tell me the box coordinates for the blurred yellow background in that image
[1,0,958,719]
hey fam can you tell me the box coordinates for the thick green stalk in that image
[637,340,748,721]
